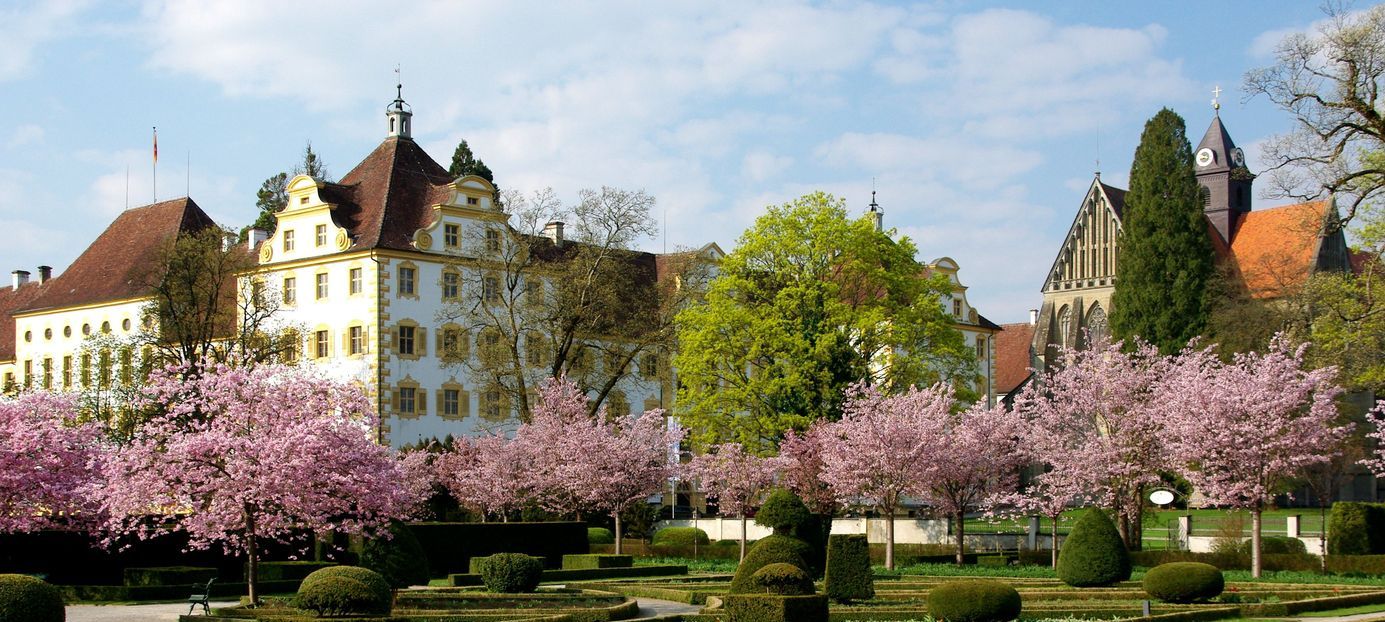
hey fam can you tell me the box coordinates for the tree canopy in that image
[245,142,330,236]
[1110,108,1215,353]
[673,192,972,450]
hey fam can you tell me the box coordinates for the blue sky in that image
[0,0,1349,323]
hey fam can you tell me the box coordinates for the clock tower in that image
[1194,94,1254,244]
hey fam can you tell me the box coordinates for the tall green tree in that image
[448,139,494,182]
[673,192,974,451]
[1110,109,1214,353]
[244,142,331,236]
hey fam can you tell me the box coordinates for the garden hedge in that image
[1240,536,1307,556]
[926,580,1022,622]
[121,566,216,587]
[479,553,543,593]
[447,564,688,586]
[749,563,815,595]
[561,554,632,570]
[0,574,64,622]
[723,593,827,622]
[293,566,392,617]
[253,561,336,582]
[755,489,812,534]
[1329,502,1385,555]
[1143,562,1224,603]
[1057,508,1130,587]
[824,534,873,603]
[407,522,586,576]
[360,522,430,589]
[587,527,615,544]
[730,534,814,594]
[652,526,710,546]
[0,529,304,585]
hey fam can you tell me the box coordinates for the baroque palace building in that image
[1031,109,1355,371]
[0,91,999,445]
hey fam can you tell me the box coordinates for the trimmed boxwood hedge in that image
[587,527,615,544]
[724,593,828,622]
[0,574,64,622]
[360,522,429,590]
[824,534,873,603]
[730,534,814,594]
[561,554,632,570]
[293,566,392,617]
[253,561,336,582]
[407,521,586,576]
[1329,502,1385,555]
[652,526,710,546]
[1056,508,1130,587]
[469,555,544,575]
[926,580,1021,622]
[479,553,543,594]
[750,563,814,595]
[1241,536,1307,556]
[1143,562,1224,603]
[121,565,216,587]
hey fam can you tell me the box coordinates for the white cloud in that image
[6,124,45,148]
[0,0,88,81]
[741,151,792,183]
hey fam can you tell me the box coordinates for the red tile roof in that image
[994,322,1035,395]
[335,137,454,251]
[19,198,218,313]
[1222,201,1330,300]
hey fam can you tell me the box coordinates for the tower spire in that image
[867,179,883,231]
[386,66,413,139]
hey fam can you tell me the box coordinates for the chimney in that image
[1029,309,1039,325]
[11,270,29,289]
[543,221,565,244]
[248,228,270,249]
[36,266,51,283]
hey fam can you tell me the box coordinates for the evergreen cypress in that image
[1110,108,1214,353]
[1056,508,1131,587]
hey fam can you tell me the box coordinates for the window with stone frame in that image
[640,353,659,379]
[442,270,461,301]
[485,229,501,253]
[315,224,327,247]
[398,325,416,356]
[282,276,297,305]
[315,272,329,299]
[441,325,469,362]
[439,383,469,419]
[315,329,330,358]
[283,229,295,252]
[483,274,501,305]
[444,223,460,248]
[349,267,363,295]
[395,383,425,416]
[398,265,417,297]
[348,325,365,356]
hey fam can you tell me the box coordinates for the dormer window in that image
[467,197,479,206]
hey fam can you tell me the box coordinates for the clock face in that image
[1231,147,1245,167]
[1196,148,1215,167]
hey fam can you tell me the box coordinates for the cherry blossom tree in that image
[0,391,104,533]
[519,377,601,518]
[100,363,424,604]
[684,442,782,560]
[780,425,837,517]
[1161,339,1349,577]
[818,382,952,570]
[1018,338,1171,549]
[578,408,685,553]
[991,469,1089,568]
[435,434,535,522]
[915,402,1028,565]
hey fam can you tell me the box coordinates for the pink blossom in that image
[0,391,104,533]
[435,434,536,521]
[99,363,424,603]
[684,442,782,560]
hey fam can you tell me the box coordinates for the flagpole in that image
[152,127,158,202]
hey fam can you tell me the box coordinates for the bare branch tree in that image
[1245,3,1385,228]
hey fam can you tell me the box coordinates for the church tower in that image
[1194,94,1254,244]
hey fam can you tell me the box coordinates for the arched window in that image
[1057,305,1072,347]
[1087,303,1109,346]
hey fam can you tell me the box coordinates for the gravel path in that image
[66,597,702,621]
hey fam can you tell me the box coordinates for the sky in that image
[0,0,1354,323]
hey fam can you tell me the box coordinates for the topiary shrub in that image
[1056,508,1131,587]
[749,563,815,595]
[1329,502,1385,555]
[724,593,828,622]
[652,526,710,546]
[824,534,873,603]
[479,553,543,593]
[756,489,812,534]
[294,566,392,617]
[730,534,814,594]
[1142,562,1224,603]
[0,574,64,622]
[360,521,431,590]
[927,580,1022,622]
[588,527,615,544]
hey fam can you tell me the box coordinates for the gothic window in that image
[1057,305,1072,347]
[1087,303,1109,346]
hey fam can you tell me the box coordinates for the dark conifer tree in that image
[1110,108,1214,353]
[448,139,494,181]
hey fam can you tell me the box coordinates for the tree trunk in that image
[739,514,748,561]
[246,513,259,606]
[1052,515,1060,568]
[1131,487,1144,551]
[955,511,965,566]
[1252,507,1263,579]
[1321,502,1329,573]
[614,511,624,555]
[886,512,896,571]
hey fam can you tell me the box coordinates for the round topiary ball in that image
[651,526,710,546]
[749,562,815,595]
[0,574,64,622]
[755,488,812,535]
[360,521,430,590]
[928,580,1022,622]
[729,534,815,593]
[295,566,392,617]
[480,553,543,593]
[1056,508,1131,587]
[588,527,615,545]
[1143,562,1225,603]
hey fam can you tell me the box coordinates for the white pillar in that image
[1286,515,1301,538]
[1027,516,1040,549]
[1178,515,1192,551]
